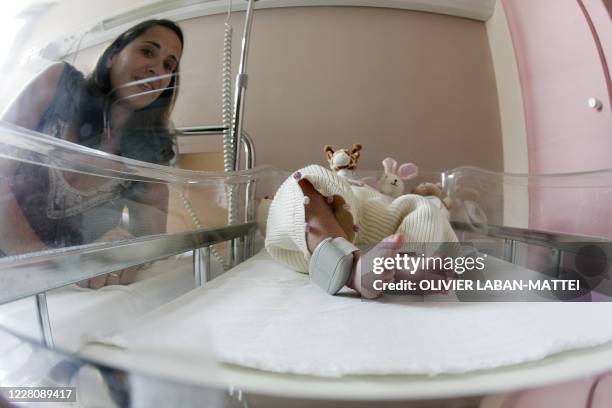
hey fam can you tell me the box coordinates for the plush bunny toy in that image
[376,157,418,198]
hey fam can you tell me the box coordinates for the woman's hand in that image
[77,227,141,289]
[97,226,134,243]
[78,266,142,289]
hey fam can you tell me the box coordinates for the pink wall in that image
[502,0,612,238]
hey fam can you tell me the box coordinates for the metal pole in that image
[550,248,562,278]
[231,0,257,172]
[194,246,212,287]
[35,293,54,348]
[504,239,517,264]
[229,0,257,266]
[242,131,256,259]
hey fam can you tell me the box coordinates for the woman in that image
[0,19,183,288]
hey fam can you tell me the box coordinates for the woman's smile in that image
[133,76,156,92]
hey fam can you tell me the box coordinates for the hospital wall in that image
[176,7,504,174]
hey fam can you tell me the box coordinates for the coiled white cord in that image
[175,187,228,270]
[222,0,234,174]
[221,0,241,266]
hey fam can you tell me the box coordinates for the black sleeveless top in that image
[8,64,172,252]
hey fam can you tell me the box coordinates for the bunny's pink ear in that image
[382,157,397,174]
[397,163,418,179]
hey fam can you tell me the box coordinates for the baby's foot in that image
[394,256,453,295]
[348,234,405,298]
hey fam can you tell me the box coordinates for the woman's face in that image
[109,25,182,110]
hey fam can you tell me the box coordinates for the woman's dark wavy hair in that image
[78,19,183,164]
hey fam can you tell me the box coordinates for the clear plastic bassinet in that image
[2,123,612,406]
[1,0,612,405]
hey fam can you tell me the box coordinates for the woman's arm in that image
[126,183,169,236]
[79,184,169,289]
[75,183,169,289]
[0,63,66,255]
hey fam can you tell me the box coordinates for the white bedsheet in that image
[89,250,612,377]
[0,254,220,352]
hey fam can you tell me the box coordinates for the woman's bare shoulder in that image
[2,62,69,129]
[38,62,67,86]
[24,62,68,109]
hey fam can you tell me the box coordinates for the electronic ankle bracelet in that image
[309,237,359,295]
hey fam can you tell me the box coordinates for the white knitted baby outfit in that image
[265,165,458,272]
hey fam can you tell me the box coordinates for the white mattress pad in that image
[0,255,209,352]
[89,250,612,377]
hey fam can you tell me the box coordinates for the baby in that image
[265,146,458,298]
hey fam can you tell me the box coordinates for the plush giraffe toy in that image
[323,143,364,185]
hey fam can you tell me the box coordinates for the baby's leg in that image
[300,179,401,297]
[389,196,458,294]
[266,165,403,297]
[265,164,358,270]
[299,179,347,253]
[394,258,451,295]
